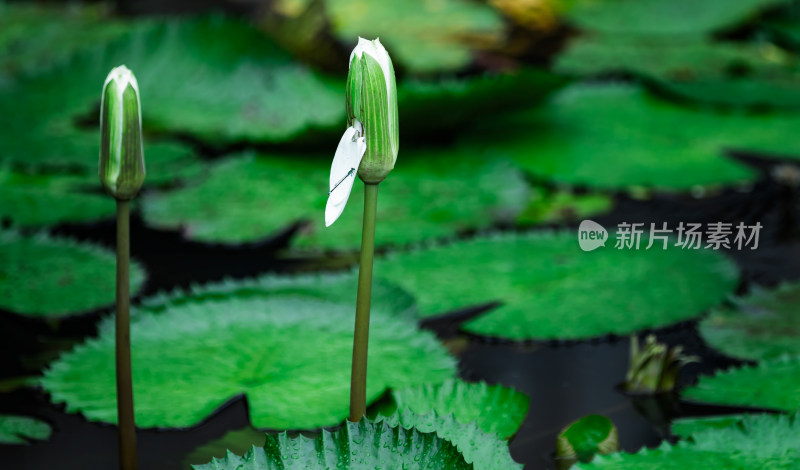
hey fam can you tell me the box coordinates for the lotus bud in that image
[99,65,145,200]
[346,37,399,183]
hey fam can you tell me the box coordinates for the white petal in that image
[325,127,366,227]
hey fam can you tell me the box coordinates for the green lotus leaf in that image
[376,409,521,470]
[699,282,800,361]
[142,151,529,248]
[0,414,51,445]
[0,141,205,228]
[193,418,471,469]
[399,69,566,136]
[326,0,504,74]
[556,35,800,109]
[140,270,417,320]
[682,356,800,411]
[0,2,130,79]
[671,414,756,439]
[517,186,614,226]
[0,16,342,167]
[0,231,146,317]
[391,379,529,439]
[185,426,267,469]
[374,231,738,340]
[563,0,785,36]
[579,412,800,469]
[557,414,618,462]
[467,84,800,190]
[41,297,455,429]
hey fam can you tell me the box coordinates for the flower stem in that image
[349,182,379,422]
[115,200,137,470]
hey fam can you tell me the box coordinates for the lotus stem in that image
[115,200,137,470]
[350,182,379,422]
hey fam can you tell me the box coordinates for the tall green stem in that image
[349,182,379,422]
[116,200,137,470]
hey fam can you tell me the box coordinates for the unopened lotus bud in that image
[99,65,145,200]
[346,37,398,183]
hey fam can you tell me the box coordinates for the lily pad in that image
[374,231,738,340]
[681,356,800,411]
[556,35,800,109]
[0,2,130,79]
[579,412,800,469]
[0,16,342,166]
[557,414,618,462]
[563,0,785,36]
[468,84,800,190]
[699,283,800,361]
[0,141,205,228]
[377,409,522,470]
[326,0,505,74]
[193,418,470,469]
[142,151,529,248]
[0,415,51,445]
[399,68,566,136]
[42,296,455,429]
[141,270,417,320]
[517,186,614,226]
[391,379,529,439]
[0,231,146,317]
[671,414,760,439]
[185,427,267,469]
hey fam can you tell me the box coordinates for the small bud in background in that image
[346,37,398,183]
[99,65,145,200]
[623,335,699,394]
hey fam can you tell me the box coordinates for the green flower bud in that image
[346,37,399,183]
[99,65,145,200]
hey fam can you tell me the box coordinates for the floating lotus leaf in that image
[374,232,738,340]
[563,0,785,36]
[0,16,342,167]
[0,142,201,228]
[326,0,505,74]
[556,35,800,109]
[391,379,529,439]
[42,297,455,429]
[579,412,800,469]
[682,356,800,411]
[376,409,522,470]
[517,186,613,226]
[399,69,566,137]
[0,414,51,445]
[0,2,129,79]
[193,418,470,469]
[699,283,800,361]
[140,270,417,320]
[467,84,800,190]
[670,414,759,439]
[142,151,528,248]
[185,426,267,469]
[0,231,146,317]
[557,414,618,462]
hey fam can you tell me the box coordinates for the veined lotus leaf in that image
[700,282,800,361]
[0,231,146,317]
[42,297,455,429]
[326,0,505,74]
[192,418,471,469]
[391,379,529,439]
[0,415,52,445]
[467,84,800,190]
[682,356,800,411]
[374,231,738,340]
[142,151,529,248]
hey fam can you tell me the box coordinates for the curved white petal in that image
[325,127,366,227]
